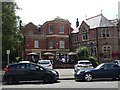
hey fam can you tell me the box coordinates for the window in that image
[101,28,110,38]
[59,26,64,34]
[28,31,33,36]
[49,25,54,34]
[34,40,39,48]
[102,46,112,60]
[93,47,97,57]
[49,42,53,49]
[59,41,64,48]
[82,27,88,41]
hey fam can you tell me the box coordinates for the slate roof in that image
[85,14,116,29]
[71,27,79,33]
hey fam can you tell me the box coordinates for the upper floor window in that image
[49,42,53,49]
[28,31,33,36]
[59,26,64,34]
[34,40,39,48]
[101,28,110,38]
[82,28,88,41]
[102,45,112,60]
[59,41,64,48]
[49,25,54,34]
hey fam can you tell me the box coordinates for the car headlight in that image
[76,70,85,74]
[51,70,58,75]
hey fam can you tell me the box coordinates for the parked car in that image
[112,60,120,66]
[74,60,93,72]
[2,62,59,84]
[74,63,120,82]
[37,60,53,69]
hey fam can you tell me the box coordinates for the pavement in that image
[55,69,75,80]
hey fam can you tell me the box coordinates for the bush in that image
[88,56,99,68]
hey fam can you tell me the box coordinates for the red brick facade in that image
[20,17,72,63]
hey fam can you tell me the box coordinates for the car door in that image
[99,64,118,78]
[92,64,113,78]
[28,63,45,80]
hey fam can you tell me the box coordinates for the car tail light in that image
[4,66,8,72]
[48,64,52,67]
[77,65,82,67]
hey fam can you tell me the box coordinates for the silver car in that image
[74,60,93,72]
[37,60,53,69]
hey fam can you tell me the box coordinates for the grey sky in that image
[16,0,120,28]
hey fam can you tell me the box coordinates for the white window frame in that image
[49,41,53,49]
[34,40,39,48]
[59,41,64,48]
[59,26,64,34]
[49,25,54,34]
[102,45,112,60]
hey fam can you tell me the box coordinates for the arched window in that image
[102,45,112,60]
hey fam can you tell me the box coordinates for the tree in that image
[2,2,23,68]
[76,46,99,67]
[76,46,89,60]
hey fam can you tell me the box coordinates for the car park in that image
[74,60,93,72]
[112,60,120,66]
[2,62,59,84]
[74,63,120,82]
[37,60,53,69]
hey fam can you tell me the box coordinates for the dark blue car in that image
[74,63,120,81]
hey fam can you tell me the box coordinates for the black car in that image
[2,62,59,84]
[74,63,120,81]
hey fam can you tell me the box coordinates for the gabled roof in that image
[71,27,79,33]
[85,14,116,29]
[49,16,71,24]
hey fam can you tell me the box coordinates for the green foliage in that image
[2,2,23,67]
[88,56,99,68]
[76,46,99,67]
[76,46,89,60]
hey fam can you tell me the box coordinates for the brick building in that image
[20,17,72,63]
[71,14,120,63]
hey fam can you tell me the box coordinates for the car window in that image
[8,65,17,70]
[113,64,119,68]
[30,64,37,70]
[78,62,91,64]
[38,61,50,64]
[102,64,114,69]
[17,64,26,69]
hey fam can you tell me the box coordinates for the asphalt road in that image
[1,79,119,88]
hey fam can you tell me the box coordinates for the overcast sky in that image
[15,0,120,28]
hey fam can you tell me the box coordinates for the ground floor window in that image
[102,45,112,60]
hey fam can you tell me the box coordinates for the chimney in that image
[76,18,79,28]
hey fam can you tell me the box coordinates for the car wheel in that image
[118,74,120,80]
[43,75,52,83]
[6,76,15,84]
[84,73,93,82]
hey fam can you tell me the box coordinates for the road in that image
[1,79,119,88]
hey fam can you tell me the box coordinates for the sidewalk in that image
[55,69,75,80]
